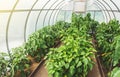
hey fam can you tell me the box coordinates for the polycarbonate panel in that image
[8,12,28,50]
[50,10,59,25]
[33,0,50,9]
[97,0,111,10]
[44,0,59,9]
[64,11,72,23]
[114,12,120,21]
[62,1,74,11]
[104,0,117,10]
[26,11,40,40]
[0,13,10,52]
[36,11,47,30]
[94,12,105,23]
[87,3,100,10]
[43,10,53,26]
[111,0,120,10]
[108,11,116,19]
[15,0,36,10]
[56,10,65,22]
[0,0,16,10]
[50,0,64,9]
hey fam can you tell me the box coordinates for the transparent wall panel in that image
[50,0,64,9]
[33,0,49,9]
[26,11,39,40]
[43,10,52,26]
[0,0,16,10]
[114,12,120,21]
[112,0,120,10]
[97,0,111,10]
[87,4,99,11]
[0,13,10,52]
[104,0,117,10]
[15,0,36,10]
[56,11,65,22]
[94,12,105,23]
[64,11,72,23]
[44,0,59,9]
[36,11,47,30]
[50,10,59,25]
[8,12,28,50]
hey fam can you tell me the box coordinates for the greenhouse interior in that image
[1,0,120,77]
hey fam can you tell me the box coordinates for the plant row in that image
[0,13,120,77]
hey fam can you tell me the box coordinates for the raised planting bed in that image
[1,13,120,77]
[29,55,105,77]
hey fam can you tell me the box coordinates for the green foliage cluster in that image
[108,67,120,77]
[0,52,10,77]
[0,21,70,77]
[1,12,120,77]
[25,21,70,62]
[46,27,95,77]
[96,19,120,70]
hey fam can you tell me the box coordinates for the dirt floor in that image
[32,63,48,77]
[87,58,101,77]
[31,58,101,77]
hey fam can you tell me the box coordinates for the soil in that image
[33,63,48,77]
[29,58,102,77]
[87,58,101,77]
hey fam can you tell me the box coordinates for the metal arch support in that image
[53,3,67,24]
[53,1,74,24]
[6,0,19,57]
[93,3,107,22]
[102,0,116,19]
[48,0,65,26]
[54,4,69,23]
[94,2,108,22]
[24,0,39,42]
[110,0,120,13]
[42,0,58,27]
[35,0,51,31]
[97,0,111,20]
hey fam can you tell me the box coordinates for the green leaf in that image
[65,63,69,69]
[76,61,82,68]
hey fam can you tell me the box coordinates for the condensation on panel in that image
[36,11,47,30]
[0,13,10,52]
[26,11,39,40]
[8,12,28,50]
[15,0,36,10]
[0,0,16,10]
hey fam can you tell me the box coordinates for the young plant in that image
[46,27,95,77]
[0,52,10,77]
